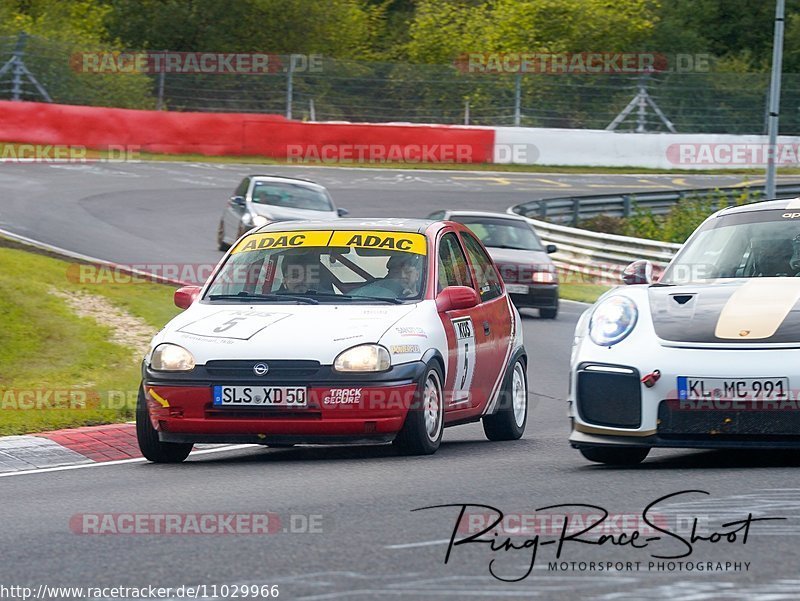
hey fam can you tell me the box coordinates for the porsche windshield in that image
[205,229,428,303]
[661,209,800,284]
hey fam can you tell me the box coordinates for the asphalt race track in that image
[2,163,800,600]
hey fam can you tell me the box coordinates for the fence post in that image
[10,32,26,100]
[464,100,470,125]
[622,195,631,217]
[538,200,547,220]
[286,54,294,120]
[572,198,580,227]
[309,98,315,121]
[513,74,521,126]
[156,52,166,110]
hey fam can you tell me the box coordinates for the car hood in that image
[154,302,419,364]
[251,204,338,221]
[486,247,551,266]
[648,278,800,344]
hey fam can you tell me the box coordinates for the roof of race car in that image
[717,197,800,216]
[442,210,531,222]
[253,218,436,234]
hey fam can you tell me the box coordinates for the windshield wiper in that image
[207,292,318,304]
[299,290,405,304]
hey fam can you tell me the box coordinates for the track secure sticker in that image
[323,388,362,405]
[329,231,427,255]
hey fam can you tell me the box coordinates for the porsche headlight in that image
[150,343,196,371]
[334,345,391,372]
[589,296,638,347]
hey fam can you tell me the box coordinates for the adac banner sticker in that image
[233,230,427,255]
[329,231,426,255]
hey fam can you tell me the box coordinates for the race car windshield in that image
[205,230,428,303]
[452,217,544,251]
[251,182,333,212]
[661,209,800,284]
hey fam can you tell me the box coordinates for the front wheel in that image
[136,386,193,463]
[539,303,558,319]
[483,358,528,441]
[579,446,650,465]
[393,363,444,456]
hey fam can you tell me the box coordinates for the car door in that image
[459,230,513,408]
[223,177,251,242]
[435,231,491,418]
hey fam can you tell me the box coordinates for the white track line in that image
[384,539,452,549]
[0,444,260,478]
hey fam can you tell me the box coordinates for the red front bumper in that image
[144,383,418,444]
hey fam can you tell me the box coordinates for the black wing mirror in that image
[337,207,349,217]
[545,244,557,254]
[230,195,246,207]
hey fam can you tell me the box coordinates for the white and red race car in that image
[138,219,527,462]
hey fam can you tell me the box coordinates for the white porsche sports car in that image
[570,198,800,465]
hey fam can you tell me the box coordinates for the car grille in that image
[576,364,641,428]
[657,400,800,436]
[204,360,321,381]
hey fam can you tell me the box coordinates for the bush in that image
[578,214,627,235]
[585,190,761,243]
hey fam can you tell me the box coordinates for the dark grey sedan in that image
[427,210,559,318]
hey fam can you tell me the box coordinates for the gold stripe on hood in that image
[715,278,800,340]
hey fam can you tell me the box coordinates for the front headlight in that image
[588,296,638,346]
[243,213,270,227]
[150,343,196,371]
[333,345,391,372]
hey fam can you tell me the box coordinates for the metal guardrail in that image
[520,217,682,284]
[509,182,800,226]
[508,182,800,285]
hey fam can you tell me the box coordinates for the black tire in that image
[539,303,558,319]
[136,385,193,463]
[579,446,650,465]
[393,363,444,456]
[217,219,229,251]
[483,358,528,441]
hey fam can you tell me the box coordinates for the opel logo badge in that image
[253,362,269,376]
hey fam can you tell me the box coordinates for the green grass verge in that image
[0,243,180,435]
[559,282,611,304]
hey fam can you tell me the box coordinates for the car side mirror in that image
[174,285,201,309]
[545,244,557,254]
[622,260,653,285]
[337,207,349,217]
[436,286,480,312]
[230,195,246,207]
